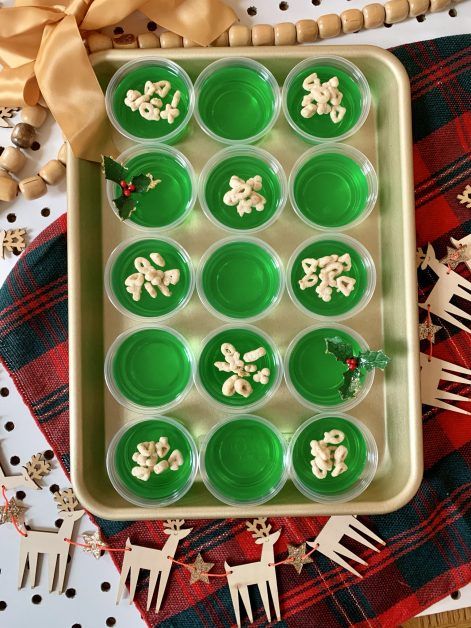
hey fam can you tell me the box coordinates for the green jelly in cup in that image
[290,145,377,230]
[289,413,378,503]
[285,324,374,411]
[196,325,282,412]
[107,416,198,507]
[287,234,375,321]
[107,144,196,231]
[200,415,287,506]
[106,58,194,143]
[105,327,194,413]
[195,58,280,144]
[197,237,284,321]
[199,146,287,233]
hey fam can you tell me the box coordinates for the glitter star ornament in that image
[419,320,442,343]
[440,245,470,270]
[82,531,107,559]
[186,553,215,584]
[0,497,26,525]
[287,543,314,574]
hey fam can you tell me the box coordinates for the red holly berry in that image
[119,180,127,189]
[346,357,358,371]
[123,188,131,197]
[128,183,136,192]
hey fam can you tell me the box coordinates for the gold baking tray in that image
[68,45,422,520]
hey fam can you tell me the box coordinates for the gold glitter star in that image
[0,497,26,526]
[185,553,214,584]
[440,245,470,270]
[81,531,107,559]
[287,543,313,574]
[419,320,442,343]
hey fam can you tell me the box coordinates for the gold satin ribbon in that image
[0,0,236,162]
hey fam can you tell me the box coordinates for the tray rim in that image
[68,44,423,520]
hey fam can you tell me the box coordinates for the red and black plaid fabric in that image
[0,36,470,627]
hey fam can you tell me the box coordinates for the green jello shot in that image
[105,327,194,413]
[107,416,198,507]
[196,325,282,412]
[199,145,287,233]
[290,145,378,230]
[282,56,370,143]
[287,234,375,321]
[200,415,287,506]
[106,58,194,143]
[289,413,378,503]
[107,144,196,231]
[197,237,284,322]
[285,324,374,411]
[195,58,280,144]
[105,236,194,321]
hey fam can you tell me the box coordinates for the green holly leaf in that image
[102,155,127,184]
[338,368,362,400]
[358,350,391,371]
[113,194,136,221]
[325,337,353,363]
[131,173,152,193]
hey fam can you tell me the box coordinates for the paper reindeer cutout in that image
[116,519,192,612]
[420,352,471,415]
[0,447,51,491]
[450,235,471,272]
[225,518,281,627]
[307,515,385,578]
[18,489,85,592]
[419,243,471,333]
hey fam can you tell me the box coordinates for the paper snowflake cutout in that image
[81,531,107,559]
[419,320,442,344]
[457,184,471,209]
[0,497,26,526]
[0,107,19,128]
[286,543,314,574]
[185,553,214,584]
[0,229,27,259]
[440,245,470,270]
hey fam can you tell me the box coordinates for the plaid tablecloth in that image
[0,35,470,627]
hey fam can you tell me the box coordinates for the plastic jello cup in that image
[104,236,194,321]
[195,325,283,413]
[197,237,284,322]
[105,57,194,144]
[285,323,374,412]
[105,327,194,413]
[289,413,378,503]
[199,146,287,233]
[287,234,375,321]
[194,58,280,144]
[106,144,196,232]
[289,144,378,231]
[200,415,287,506]
[282,56,371,143]
[106,416,198,507]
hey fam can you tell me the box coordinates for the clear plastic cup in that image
[106,416,198,507]
[105,57,194,144]
[196,236,284,323]
[199,414,288,506]
[195,324,283,414]
[104,235,195,322]
[288,412,378,503]
[104,326,194,414]
[282,56,371,143]
[106,143,196,232]
[194,57,281,144]
[284,323,375,412]
[199,145,287,233]
[286,233,376,321]
[289,144,378,231]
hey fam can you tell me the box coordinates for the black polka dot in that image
[101,581,111,592]
[25,524,31,531]
[113,26,124,35]
[0,601,6,611]
[311,0,321,5]
[44,450,54,460]
[12,248,21,256]
[55,518,63,528]
[50,484,60,494]
[279,1,289,9]
[384,22,392,27]
[106,619,116,627]
[32,594,42,604]
[67,554,72,564]
[41,207,50,217]
[449,8,457,16]
[451,590,461,600]
[16,491,26,500]
[72,624,81,628]
[247,6,257,16]
[6,213,16,223]
[0,387,9,397]
[65,588,76,599]
[30,141,40,151]
[4,421,15,432]
[147,21,157,31]
[10,455,20,466]
[416,14,425,21]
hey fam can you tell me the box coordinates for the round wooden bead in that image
[252,24,275,46]
[363,3,386,27]
[19,175,47,200]
[408,0,430,14]
[317,14,342,38]
[211,31,229,46]
[274,22,297,45]
[183,38,200,48]
[11,123,36,149]
[20,105,47,129]
[341,8,364,33]
[39,160,66,185]
[0,173,18,202]
[87,32,112,53]
[430,0,450,11]
[0,147,26,174]
[385,0,410,22]
[137,33,160,49]
[112,34,138,49]
[296,19,318,43]
[57,143,67,166]
[160,32,183,48]
[228,25,251,47]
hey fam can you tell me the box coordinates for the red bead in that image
[123,189,131,197]
[119,180,127,188]
[346,357,358,371]
[128,184,136,192]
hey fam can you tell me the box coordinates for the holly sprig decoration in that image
[325,337,391,400]
[102,155,160,221]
